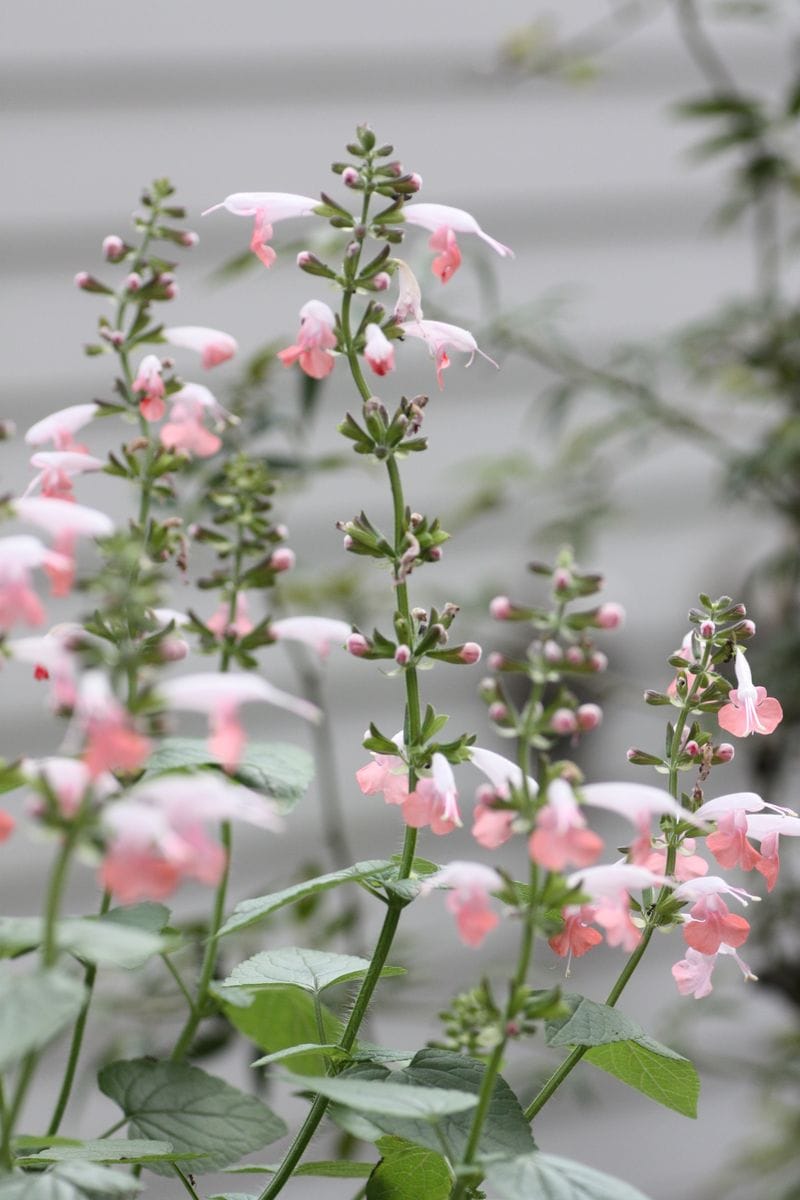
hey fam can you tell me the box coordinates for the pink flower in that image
[356,746,410,808]
[7,625,80,708]
[673,876,757,955]
[77,672,152,779]
[566,863,668,952]
[206,595,255,640]
[160,383,228,459]
[467,745,538,798]
[549,906,604,960]
[159,671,320,772]
[269,615,351,659]
[132,355,166,422]
[277,300,337,380]
[0,809,15,842]
[423,861,504,947]
[392,259,424,323]
[403,203,513,283]
[0,536,71,631]
[100,772,281,902]
[645,837,709,882]
[25,451,105,501]
[13,498,114,597]
[21,756,115,817]
[162,326,238,369]
[672,944,756,999]
[202,192,318,268]
[695,790,794,890]
[472,791,516,849]
[364,324,395,376]
[25,403,99,450]
[581,780,698,866]
[528,778,604,871]
[718,648,783,737]
[743,812,800,892]
[401,753,462,835]
[399,319,498,390]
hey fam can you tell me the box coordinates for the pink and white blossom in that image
[673,875,758,955]
[202,192,318,268]
[206,595,255,640]
[467,745,538,798]
[132,355,166,422]
[356,745,410,808]
[162,326,238,369]
[718,648,783,737]
[269,615,352,659]
[581,780,701,864]
[672,943,756,999]
[549,905,603,960]
[0,537,71,631]
[566,863,668,952]
[401,752,461,835]
[7,625,81,708]
[529,778,603,871]
[472,789,516,849]
[364,324,395,376]
[277,300,338,380]
[743,812,800,891]
[77,671,152,779]
[423,861,504,948]
[25,404,99,450]
[21,756,116,817]
[160,382,228,458]
[403,203,513,283]
[399,319,498,391]
[392,259,423,323]
[25,451,105,501]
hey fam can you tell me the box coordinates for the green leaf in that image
[142,737,313,811]
[545,994,643,1048]
[251,1042,413,1069]
[0,968,86,1070]
[0,917,171,969]
[14,1139,184,1165]
[288,1074,478,1119]
[217,984,344,1076]
[484,1152,654,1199]
[218,860,392,937]
[97,1058,286,1175]
[222,947,404,994]
[375,1049,536,1161]
[223,1161,374,1178]
[0,761,25,794]
[0,1162,142,1199]
[103,902,170,934]
[367,1136,451,1200]
[584,1037,700,1118]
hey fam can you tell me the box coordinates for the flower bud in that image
[543,640,562,664]
[428,546,443,562]
[125,272,143,293]
[180,231,199,247]
[488,651,505,671]
[553,567,572,594]
[550,708,578,735]
[0,420,16,441]
[684,740,700,758]
[576,703,602,731]
[588,650,608,673]
[489,702,510,723]
[270,547,295,572]
[596,602,625,630]
[394,644,412,666]
[458,642,482,665]
[699,619,715,639]
[412,607,427,623]
[735,619,756,638]
[159,636,189,662]
[372,271,391,291]
[479,677,499,701]
[343,534,355,551]
[565,646,584,666]
[164,281,178,299]
[73,271,92,289]
[102,235,126,261]
[489,595,512,620]
[716,743,735,763]
[409,173,423,192]
[347,633,371,657]
[342,167,360,187]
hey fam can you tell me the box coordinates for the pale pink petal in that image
[549,905,603,959]
[13,497,114,540]
[428,226,462,283]
[25,404,99,449]
[162,326,238,368]
[404,203,514,258]
[270,615,351,658]
[672,948,716,999]
[364,324,396,376]
[472,801,515,849]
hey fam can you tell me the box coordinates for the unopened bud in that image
[347,633,370,657]
[372,271,391,291]
[553,567,572,594]
[409,512,424,529]
[159,636,189,662]
[429,623,447,644]
[342,167,360,187]
[343,534,355,551]
[458,642,482,665]
[74,271,92,289]
[270,547,295,572]
[543,640,562,664]
[699,620,715,639]
[478,677,499,701]
[550,708,578,735]
[490,595,512,620]
[180,231,199,247]
[596,602,625,630]
[716,743,735,763]
[125,272,143,293]
[163,282,178,299]
[576,703,602,731]
[588,650,608,673]
[489,702,510,723]
[684,740,700,758]
[488,651,505,671]
[102,235,125,261]
[394,644,412,666]
[412,607,427,623]
[409,173,423,192]
[735,619,756,638]
[0,420,17,441]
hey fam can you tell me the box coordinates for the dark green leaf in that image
[217,984,343,1075]
[0,917,170,969]
[545,994,643,1048]
[584,1037,700,1117]
[367,1136,451,1199]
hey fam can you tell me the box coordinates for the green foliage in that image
[544,994,643,1048]
[484,1152,654,1199]
[217,984,344,1075]
[287,1073,478,1120]
[0,916,172,969]
[14,1139,187,1166]
[142,737,314,811]
[0,969,86,1070]
[222,947,404,994]
[584,1038,700,1118]
[0,1162,142,1199]
[97,1059,286,1175]
[222,1160,374,1178]
[367,1136,451,1199]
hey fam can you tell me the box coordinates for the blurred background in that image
[4,2,800,1197]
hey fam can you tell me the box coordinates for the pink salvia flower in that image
[7,625,81,708]
[581,780,701,865]
[403,202,513,283]
[718,648,783,737]
[364,324,395,376]
[672,943,756,999]
[423,861,504,948]
[645,837,709,882]
[13,497,114,597]
[467,745,538,798]
[392,259,424,323]
[0,810,14,842]
[162,326,238,369]
[356,748,410,808]
[206,595,255,640]
[202,192,318,268]
[159,672,320,772]
[78,671,152,779]
[549,905,604,960]
[277,300,338,380]
[398,319,498,390]
[744,812,800,891]
[21,756,115,818]
[401,752,462,835]
[25,403,99,450]
[673,875,758,955]
[695,790,795,889]
[25,451,105,501]
[528,778,603,871]
[566,863,668,952]
[0,536,71,631]
[472,789,515,850]
[132,355,166,422]
[269,615,352,659]
[160,383,228,459]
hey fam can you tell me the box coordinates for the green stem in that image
[161,953,197,1014]
[0,1079,11,1170]
[96,1116,128,1139]
[0,1054,37,1164]
[171,821,232,1062]
[174,1164,202,1199]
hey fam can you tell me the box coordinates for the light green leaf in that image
[484,1152,654,1199]
[0,917,171,969]
[14,1139,184,1165]
[97,1058,286,1175]
[367,1137,451,1200]
[584,1037,700,1117]
[0,1162,142,1199]
[222,947,404,995]
[545,994,643,1048]
[217,984,344,1076]
[218,860,392,937]
[288,1074,478,1120]
[0,968,86,1070]
[223,1161,374,1177]
[142,737,313,812]
[251,1042,413,1069]
[103,902,171,934]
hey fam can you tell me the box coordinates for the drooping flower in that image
[356,748,410,808]
[398,319,498,390]
[21,756,116,817]
[423,861,504,948]
[277,300,338,380]
[718,648,783,737]
[159,671,320,772]
[548,905,604,960]
[528,778,603,871]
[25,403,99,450]
[392,259,424,323]
[673,875,758,955]
[13,497,114,597]
[695,790,795,890]
[403,202,513,283]
[565,863,668,952]
[468,745,538,798]
[100,772,282,902]
[78,672,152,779]
[364,323,396,376]
[132,355,166,421]
[472,790,516,849]
[644,836,709,882]
[202,192,318,268]
[160,383,229,458]
[206,595,255,640]
[162,326,238,369]
[743,812,800,891]
[672,943,756,999]
[25,450,105,501]
[269,615,352,659]
[581,780,700,865]
[0,536,71,631]
[401,752,461,835]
